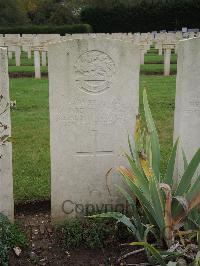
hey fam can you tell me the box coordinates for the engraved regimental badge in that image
[74,50,116,94]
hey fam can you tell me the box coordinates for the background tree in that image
[0,0,28,26]
[19,0,39,22]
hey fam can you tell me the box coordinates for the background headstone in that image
[0,47,14,221]
[174,37,200,179]
[34,50,41,79]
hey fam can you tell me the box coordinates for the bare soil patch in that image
[10,202,147,265]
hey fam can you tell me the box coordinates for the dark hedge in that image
[0,24,92,35]
[81,1,200,33]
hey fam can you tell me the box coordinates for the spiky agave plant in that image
[91,89,200,252]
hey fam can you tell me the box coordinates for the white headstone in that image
[15,46,21,66]
[163,44,174,76]
[0,47,14,221]
[182,27,188,33]
[42,51,47,66]
[8,51,13,60]
[28,49,32,59]
[34,50,41,79]
[174,37,200,178]
[140,49,145,64]
[48,38,140,222]
[164,48,171,76]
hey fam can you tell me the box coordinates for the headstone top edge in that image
[0,47,7,51]
[179,36,200,43]
[48,37,140,51]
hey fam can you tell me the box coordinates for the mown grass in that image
[9,75,176,203]
[141,64,177,75]
[145,53,177,64]
[9,56,34,66]
[9,66,48,73]
[8,49,177,75]
[140,75,176,175]
[10,78,50,203]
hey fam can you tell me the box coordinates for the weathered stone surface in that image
[0,47,13,221]
[48,38,140,221]
[174,37,200,179]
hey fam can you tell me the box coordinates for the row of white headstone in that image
[0,32,191,78]
[0,36,199,222]
[2,31,199,79]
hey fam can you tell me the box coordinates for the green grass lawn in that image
[10,78,50,203]
[145,53,177,64]
[10,75,176,203]
[9,57,34,66]
[7,48,177,75]
[141,63,177,75]
[9,63,176,76]
[140,75,176,175]
[9,66,48,73]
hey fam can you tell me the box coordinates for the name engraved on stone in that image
[184,96,200,113]
[55,97,128,126]
[74,50,116,94]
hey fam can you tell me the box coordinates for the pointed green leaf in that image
[125,152,150,198]
[123,176,159,230]
[182,148,188,172]
[128,134,135,159]
[175,148,200,196]
[115,185,144,241]
[186,175,200,204]
[129,242,166,266]
[164,139,179,187]
[149,177,165,233]
[90,212,136,234]
[143,89,160,180]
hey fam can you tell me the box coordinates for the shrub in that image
[0,0,28,27]
[0,213,27,266]
[0,24,92,35]
[57,219,83,248]
[56,218,131,249]
[81,1,200,33]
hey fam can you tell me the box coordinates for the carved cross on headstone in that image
[76,130,113,156]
